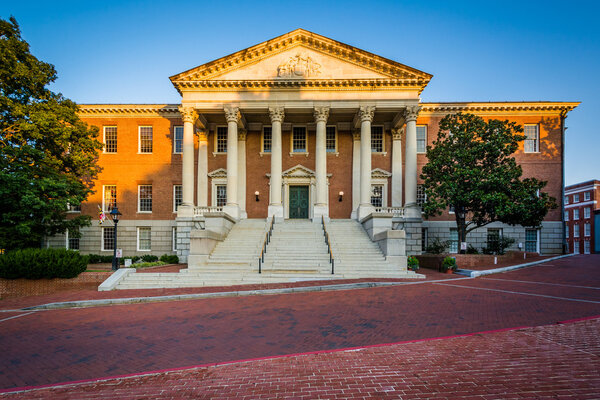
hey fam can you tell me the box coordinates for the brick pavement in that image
[4,317,600,399]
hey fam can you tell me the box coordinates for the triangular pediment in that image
[372,168,392,178]
[282,164,315,178]
[208,168,227,178]
[170,29,432,91]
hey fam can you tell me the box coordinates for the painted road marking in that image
[0,312,35,323]
[482,277,600,290]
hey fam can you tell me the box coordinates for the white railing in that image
[194,206,223,216]
[373,206,405,217]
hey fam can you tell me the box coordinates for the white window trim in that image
[173,184,182,213]
[565,200,597,209]
[573,209,579,220]
[326,125,339,156]
[574,241,580,254]
[173,125,183,154]
[371,178,389,208]
[584,240,591,255]
[211,177,227,207]
[449,228,459,254]
[137,227,152,252]
[260,125,272,156]
[564,210,569,221]
[584,207,591,219]
[103,126,117,154]
[574,194,580,203]
[525,229,540,253]
[172,227,178,252]
[138,126,153,154]
[137,184,153,213]
[101,227,114,252]
[523,124,540,153]
[574,224,580,238]
[213,125,228,155]
[102,185,116,212]
[416,125,427,154]
[584,223,591,237]
[584,192,591,201]
[289,125,309,156]
[371,125,386,155]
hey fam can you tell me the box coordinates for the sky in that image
[2,0,598,185]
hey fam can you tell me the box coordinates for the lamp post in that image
[110,206,122,271]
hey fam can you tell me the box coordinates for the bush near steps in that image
[0,248,87,279]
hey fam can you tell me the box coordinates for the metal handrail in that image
[258,217,275,274]
[322,216,335,274]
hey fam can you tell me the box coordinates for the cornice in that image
[78,104,181,118]
[419,102,580,116]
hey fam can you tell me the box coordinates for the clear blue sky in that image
[3,0,598,185]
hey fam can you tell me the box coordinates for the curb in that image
[454,254,575,278]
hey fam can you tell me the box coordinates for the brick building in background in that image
[565,180,600,254]
[46,29,579,264]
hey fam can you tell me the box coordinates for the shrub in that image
[159,254,179,264]
[425,238,449,254]
[482,236,516,255]
[133,261,166,269]
[407,256,419,271]
[141,254,159,262]
[441,256,457,272]
[466,244,479,254]
[0,248,87,279]
[85,254,113,264]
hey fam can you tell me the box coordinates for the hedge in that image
[0,248,87,279]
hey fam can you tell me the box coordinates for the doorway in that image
[289,186,309,219]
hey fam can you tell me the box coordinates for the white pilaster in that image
[224,107,240,219]
[351,130,361,219]
[237,129,247,219]
[358,106,375,220]
[197,130,208,207]
[313,106,329,221]
[404,105,421,218]
[178,107,197,218]
[268,107,285,220]
[391,127,403,207]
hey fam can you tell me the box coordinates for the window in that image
[524,124,539,153]
[584,191,591,201]
[565,225,569,238]
[370,185,383,208]
[173,126,183,154]
[584,207,591,219]
[66,228,80,250]
[487,228,502,251]
[172,227,178,251]
[68,203,81,213]
[574,194,580,203]
[137,227,151,251]
[565,195,569,205]
[139,126,153,153]
[216,185,227,207]
[449,204,455,214]
[574,209,579,220]
[102,227,115,251]
[574,241,580,254]
[585,223,591,237]
[421,228,428,252]
[417,184,427,207]
[138,185,152,212]
[216,126,227,153]
[525,229,538,253]
[292,127,307,153]
[104,126,117,153]
[326,126,337,152]
[416,125,427,153]
[574,223,580,238]
[584,241,590,254]
[564,210,569,221]
[449,228,459,253]
[173,185,182,212]
[262,126,272,153]
[566,242,569,253]
[102,185,117,212]
[371,126,384,153]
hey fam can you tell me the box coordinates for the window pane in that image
[574,224,579,237]
[139,126,153,153]
[574,209,579,220]
[263,127,272,153]
[574,194,579,202]
[370,185,383,208]
[67,228,80,250]
[417,184,426,207]
[524,125,538,153]
[173,227,178,251]
[585,223,591,236]
[421,228,428,252]
[103,185,117,212]
[138,227,151,251]
[217,127,228,153]
[449,229,458,253]
[139,185,152,212]
[525,229,538,252]
[293,127,306,152]
[584,241,590,254]
[216,185,227,207]
[487,229,501,250]
[584,192,590,201]
[103,227,115,251]
[104,126,117,153]
[174,126,183,153]
[416,125,427,153]
[371,126,383,153]
[174,185,182,212]
[326,126,336,152]
[584,207,590,219]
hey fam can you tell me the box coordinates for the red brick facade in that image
[565,180,599,254]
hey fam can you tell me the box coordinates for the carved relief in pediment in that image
[277,53,322,79]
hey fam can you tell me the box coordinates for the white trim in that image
[523,124,539,153]
[102,185,116,212]
[137,227,151,252]
[416,124,427,154]
[65,229,80,251]
[213,125,227,155]
[103,126,117,154]
[173,125,183,154]
[326,125,338,154]
[137,184,153,213]
[211,178,227,207]
[525,228,540,253]
[261,125,272,154]
[101,226,114,252]
[172,227,178,252]
[565,200,596,209]
[371,125,386,154]
[290,125,309,156]
[138,126,153,154]
[565,184,600,195]
[173,184,182,213]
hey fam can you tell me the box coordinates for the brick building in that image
[564,180,600,254]
[47,29,578,269]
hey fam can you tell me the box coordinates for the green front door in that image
[289,186,309,219]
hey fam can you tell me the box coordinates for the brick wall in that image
[0,272,111,299]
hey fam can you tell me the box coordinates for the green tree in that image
[0,17,102,250]
[420,113,556,248]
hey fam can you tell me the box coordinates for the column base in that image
[223,204,240,220]
[177,204,194,218]
[312,204,329,223]
[357,204,375,221]
[268,204,284,222]
[404,203,422,219]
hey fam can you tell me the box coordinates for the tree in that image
[0,17,103,250]
[420,113,556,249]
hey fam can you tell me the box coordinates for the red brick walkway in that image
[4,317,600,399]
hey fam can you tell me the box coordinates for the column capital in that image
[352,130,361,141]
[313,106,330,123]
[392,127,404,141]
[359,106,375,123]
[179,107,197,124]
[404,105,421,122]
[269,107,285,123]
[238,129,247,141]
[196,129,208,141]
[224,107,241,124]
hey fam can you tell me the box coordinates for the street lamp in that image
[109,206,122,271]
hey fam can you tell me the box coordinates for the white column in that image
[268,107,285,219]
[351,131,361,219]
[178,107,196,217]
[357,106,375,220]
[237,129,247,219]
[391,127,403,207]
[224,107,240,219]
[404,105,420,217]
[313,106,329,221]
[197,130,208,207]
